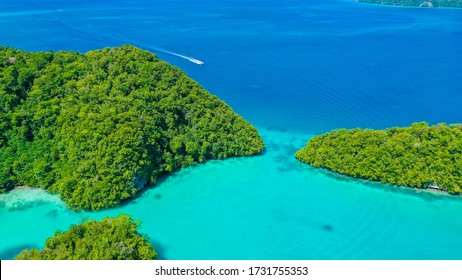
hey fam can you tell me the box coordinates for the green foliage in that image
[15,214,157,260]
[296,122,462,194]
[0,45,264,209]
[358,0,462,8]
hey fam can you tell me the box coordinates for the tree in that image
[16,214,158,260]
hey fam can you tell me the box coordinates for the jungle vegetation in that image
[15,214,157,260]
[0,45,264,210]
[359,0,462,8]
[295,122,462,194]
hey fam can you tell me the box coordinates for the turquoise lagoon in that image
[2,129,462,259]
[1,0,462,259]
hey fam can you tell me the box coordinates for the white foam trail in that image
[157,49,204,65]
[136,44,205,65]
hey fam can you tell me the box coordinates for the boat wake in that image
[127,42,204,65]
[129,41,204,65]
[151,48,204,65]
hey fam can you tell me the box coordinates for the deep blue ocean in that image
[1,0,462,259]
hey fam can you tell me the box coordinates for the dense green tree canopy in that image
[296,122,462,194]
[0,45,264,210]
[359,0,462,8]
[15,214,157,260]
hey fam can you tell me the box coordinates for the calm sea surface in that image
[1,0,462,259]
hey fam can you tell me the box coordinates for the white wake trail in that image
[153,49,204,65]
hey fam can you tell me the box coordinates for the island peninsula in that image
[359,0,462,8]
[296,122,462,194]
[0,45,264,210]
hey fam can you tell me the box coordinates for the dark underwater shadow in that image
[118,149,268,208]
[149,238,168,260]
[117,166,191,208]
[0,244,38,260]
[272,208,335,234]
[297,162,462,203]
[8,200,49,212]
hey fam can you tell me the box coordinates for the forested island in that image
[296,122,462,194]
[16,214,157,260]
[0,45,264,210]
[359,0,462,8]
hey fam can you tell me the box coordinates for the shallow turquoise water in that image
[1,0,462,259]
[2,129,462,259]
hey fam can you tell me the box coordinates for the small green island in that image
[358,0,462,8]
[296,122,462,194]
[0,45,264,210]
[16,214,157,260]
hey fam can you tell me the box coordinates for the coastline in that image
[356,0,462,9]
[2,0,462,261]
[2,128,462,260]
[298,162,457,198]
